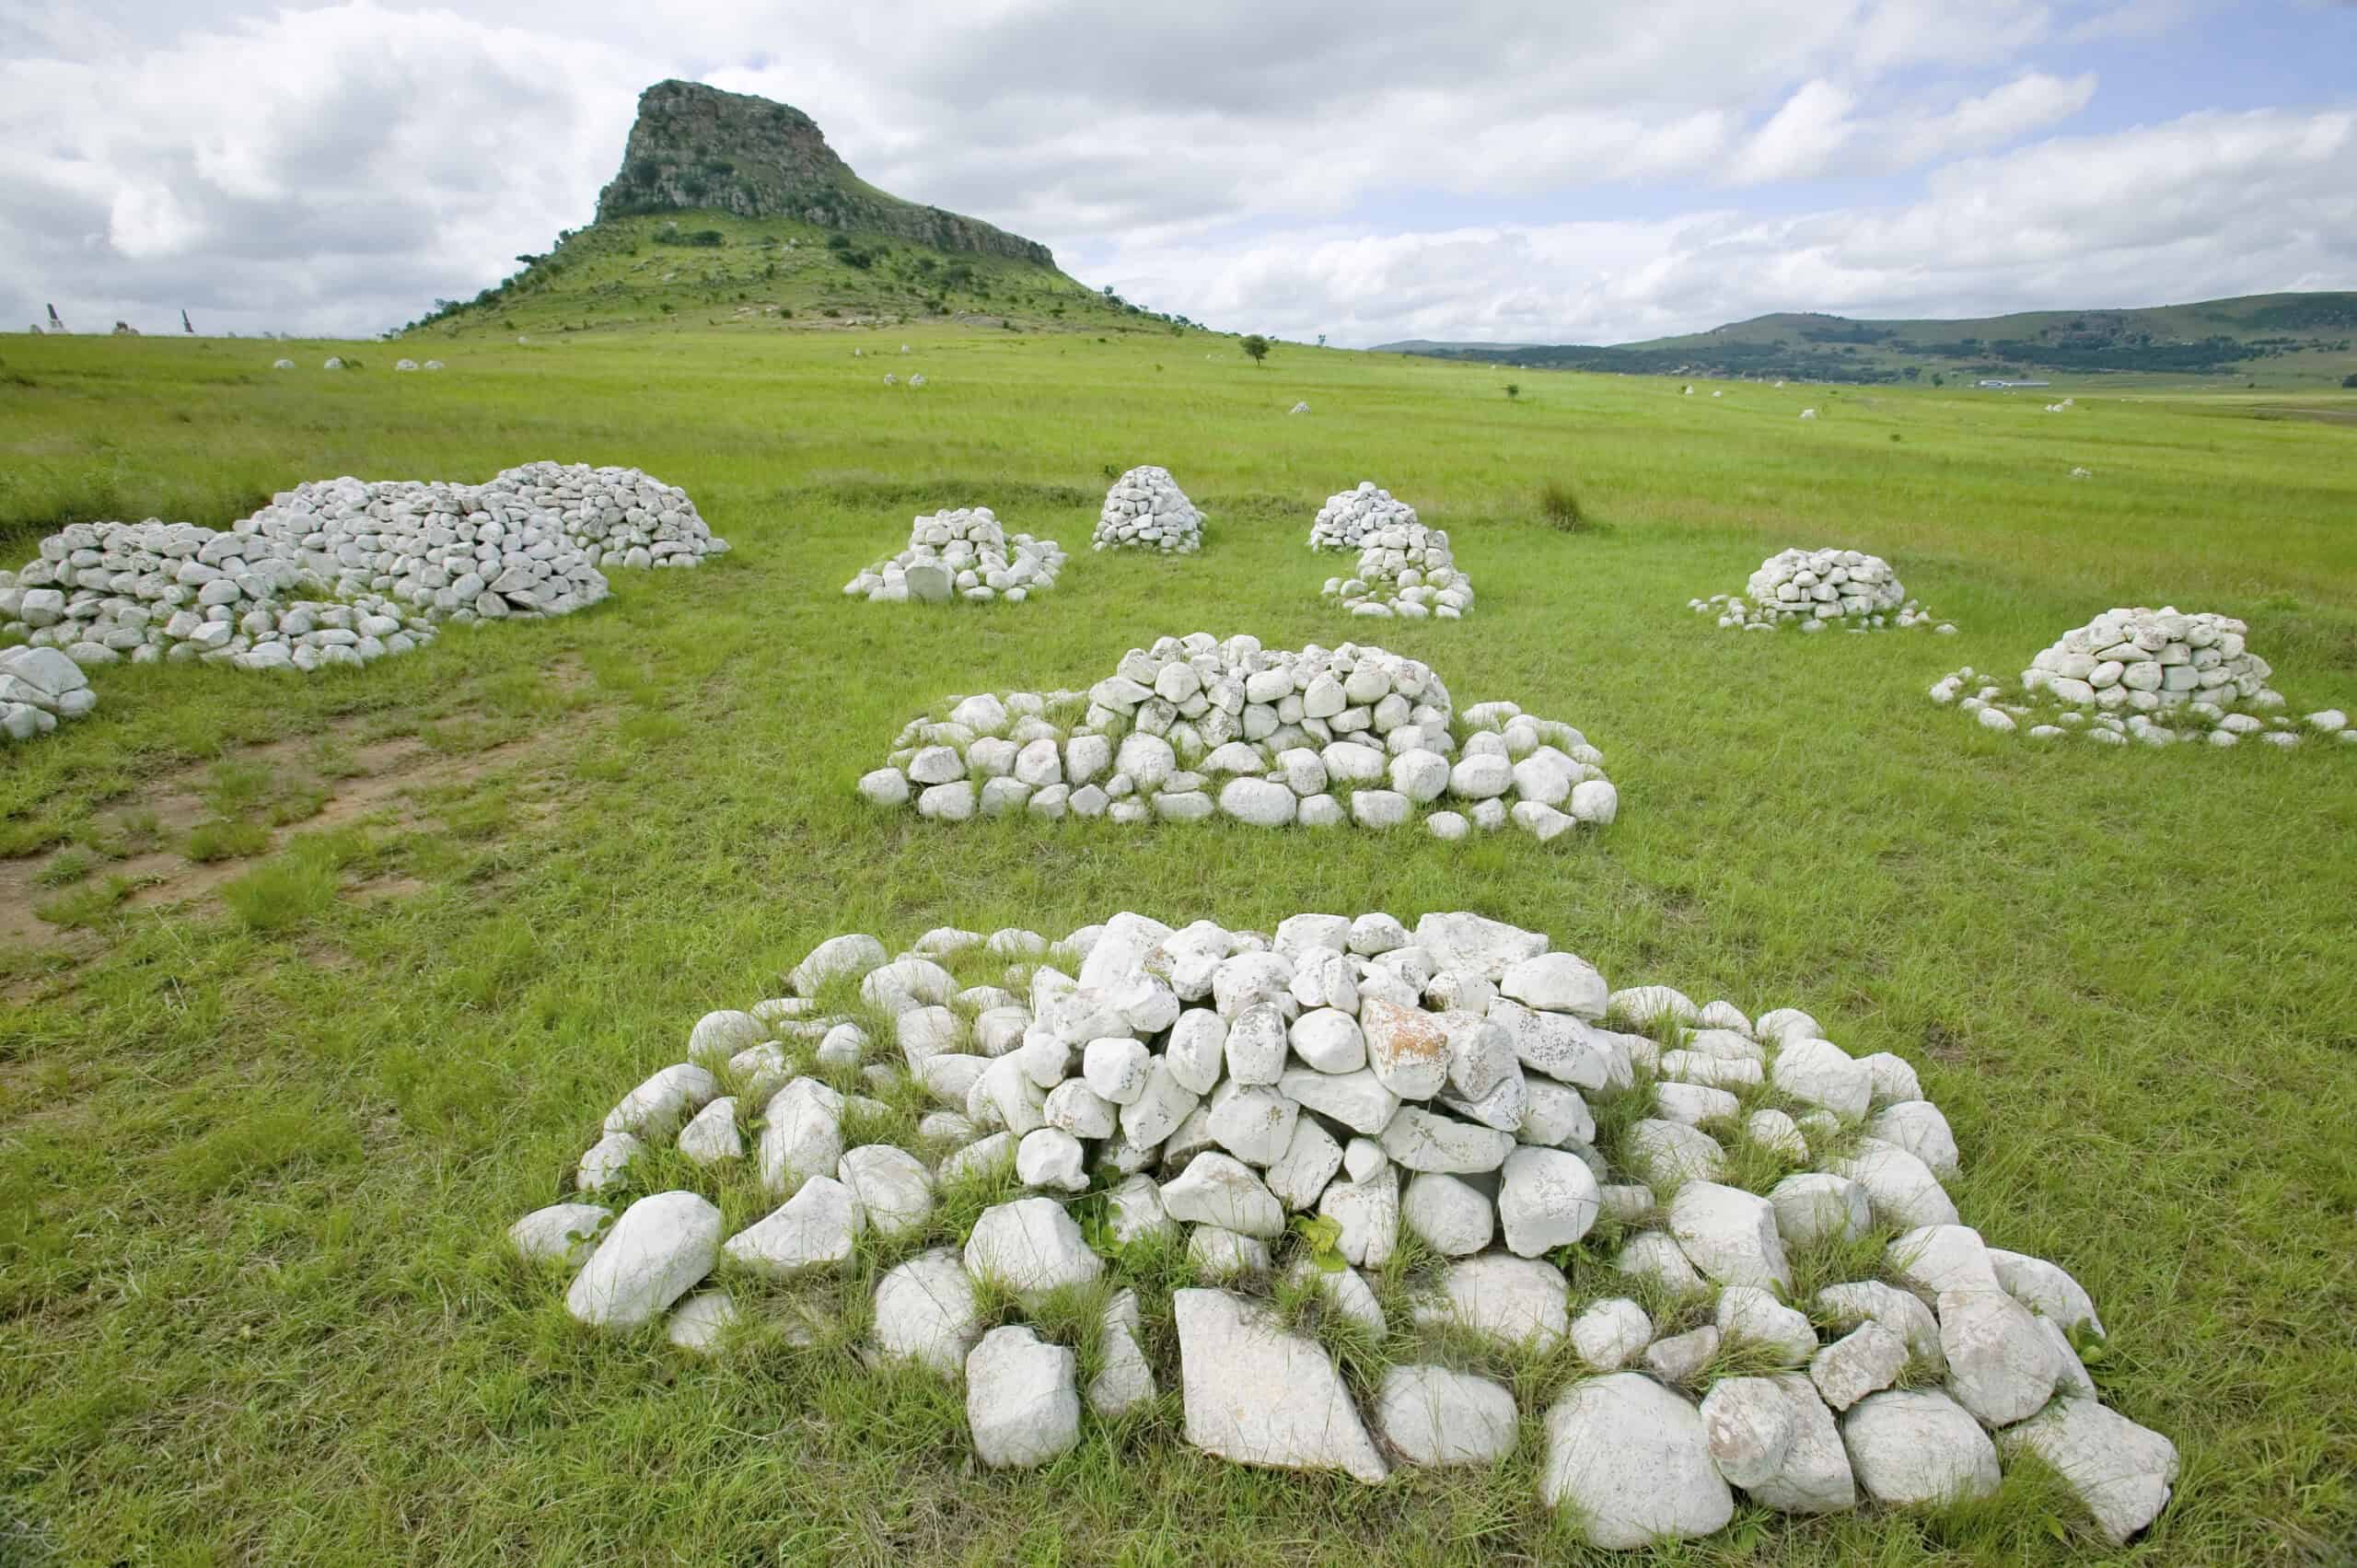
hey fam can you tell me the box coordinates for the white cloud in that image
[1093,108,2357,346]
[1726,80,1861,184]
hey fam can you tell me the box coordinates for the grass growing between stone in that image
[2,329,2355,1563]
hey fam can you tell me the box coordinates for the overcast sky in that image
[3,0,2352,345]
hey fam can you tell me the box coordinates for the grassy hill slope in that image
[1383,292,2357,387]
[395,212,1193,342]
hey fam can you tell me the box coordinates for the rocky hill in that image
[1379,294,2357,387]
[595,80,1053,267]
[398,82,1201,341]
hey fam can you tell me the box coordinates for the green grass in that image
[1,328,2354,1563]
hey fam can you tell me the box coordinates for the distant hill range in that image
[399,81,1190,340]
[1376,295,2357,385]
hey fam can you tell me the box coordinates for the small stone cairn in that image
[1323,524,1473,621]
[0,644,97,743]
[1092,467,1204,554]
[856,633,1614,839]
[843,507,1066,604]
[1933,606,2351,747]
[515,908,2177,1549]
[0,463,724,678]
[1308,483,1477,619]
[1693,548,1949,633]
[1308,481,1415,552]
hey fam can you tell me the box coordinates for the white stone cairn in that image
[506,908,2170,1545]
[854,633,1619,842]
[1308,481,1417,552]
[0,463,726,686]
[1692,547,1948,633]
[842,506,1065,605]
[1931,606,2347,749]
[1320,518,1475,621]
[1091,466,1205,553]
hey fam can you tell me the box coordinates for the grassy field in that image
[3,328,2355,1565]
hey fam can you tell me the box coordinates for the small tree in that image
[1317,333,1328,348]
[1241,334,1271,367]
[1504,382,1521,401]
[2343,371,2357,388]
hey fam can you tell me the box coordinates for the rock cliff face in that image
[594,80,1055,267]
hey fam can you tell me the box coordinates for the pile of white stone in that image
[514,908,2177,1549]
[842,507,1065,605]
[1308,482,1417,552]
[0,463,725,675]
[1932,606,2351,748]
[1091,467,1204,554]
[1322,523,1474,620]
[0,644,97,742]
[853,633,1616,840]
[1693,549,1949,633]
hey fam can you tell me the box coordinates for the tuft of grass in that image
[32,847,99,888]
[1537,478,1591,532]
[185,818,272,862]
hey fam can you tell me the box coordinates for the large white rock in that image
[1540,1374,1735,1548]
[509,1202,610,1267]
[687,1009,764,1067]
[1840,1389,2000,1506]
[1205,1081,1300,1167]
[1501,952,1608,1017]
[1421,1254,1568,1352]
[1810,1320,1911,1411]
[1318,1165,1400,1268]
[1571,1296,1653,1370]
[1829,1139,1959,1229]
[1163,1151,1286,1237]
[564,1191,722,1328]
[724,1174,864,1276]
[1702,1373,1856,1515]
[677,1097,744,1165]
[758,1077,845,1195]
[1264,1116,1344,1211]
[1625,1119,1726,1186]
[1174,1288,1388,1483]
[1768,1172,1872,1248]
[1669,1181,1792,1290]
[1937,1286,2062,1426]
[872,1248,983,1375]
[1380,1106,1514,1173]
[1988,1249,2104,1335]
[1866,1099,1960,1179]
[1771,1038,1872,1121]
[967,1325,1081,1469]
[1374,1365,1519,1467]
[790,932,888,993]
[963,1197,1104,1302]
[1087,1288,1158,1416]
[2001,1398,2179,1544]
[837,1144,934,1239]
[1105,1173,1178,1246]
[1280,1066,1400,1135]
[1411,912,1547,981]
[1401,1171,1494,1255]
[1358,996,1451,1099]
[1714,1284,1818,1365]
[1817,1281,1945,1367]
[1497,1144,1601,1256]
[603,1063,720,1139]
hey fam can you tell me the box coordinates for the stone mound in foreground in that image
[1933,606,2351,747]
[854,633,1614,839]
[515,907,2177,1550]
[1694,548,1949,633]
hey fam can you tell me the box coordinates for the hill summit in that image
[397,80,1202,341]
[594,80,1054,267]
